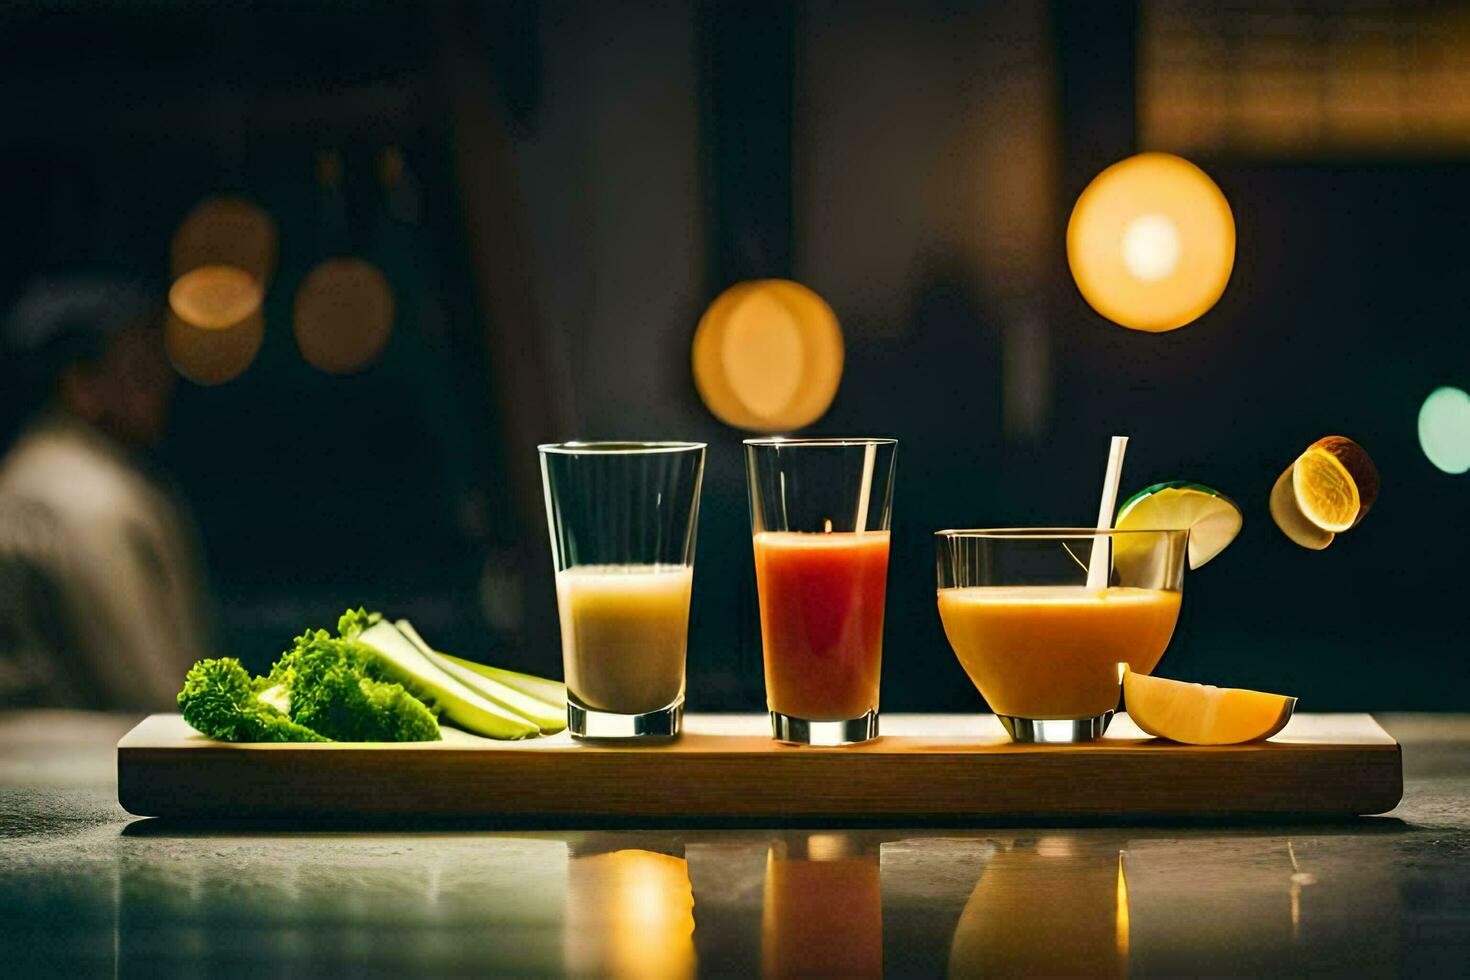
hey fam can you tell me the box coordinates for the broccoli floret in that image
[176,612,443,743]
[177,658,330,743]
[278,628,441,742]
[337,607,381,640]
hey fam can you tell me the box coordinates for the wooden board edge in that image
[116,747,1405,821]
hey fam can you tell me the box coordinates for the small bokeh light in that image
[168,265,263,331]
[1419,385,1470,474]
[292,257,395,376]
[165,307,265,386]
[169,196,275,335]
[171,193,277,282]
[1067,152,1235,332]
[171,196,278,284]
[691,279,843,432]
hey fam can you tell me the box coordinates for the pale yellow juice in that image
[937,586,1181,719]
[557,564,693,714]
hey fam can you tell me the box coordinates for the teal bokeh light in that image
[1418,386,1470,475]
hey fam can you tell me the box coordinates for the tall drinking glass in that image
[540,441,706,739]
[744,437,897,745]
[935,528,1188,743]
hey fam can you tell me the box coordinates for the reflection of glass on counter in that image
[564,848,697,980]
[948,837,1127,978]
[762,833,883,978]
[1122,837,1399,975]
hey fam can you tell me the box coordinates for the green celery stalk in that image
[397,620,567,706]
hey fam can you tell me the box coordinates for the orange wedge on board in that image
[1123,669,1296,745]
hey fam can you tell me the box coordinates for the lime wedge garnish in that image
[1115,481,1242,569]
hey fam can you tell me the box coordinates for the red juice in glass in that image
[745,436,897,744]
[753,531,890,721]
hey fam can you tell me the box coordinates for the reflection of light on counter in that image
[1036,835,1077,859]
[564,850,696,980]
[1419,386,1470,474]
[1116,851,1130,962]
[950,839,1124,978]
[762,841,882,978]
[1287,840,1316,941]
[806,833,847,862]
[1067,152,1235,332]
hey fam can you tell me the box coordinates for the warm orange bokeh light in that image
[292,257,395,376]
[1067,152,1235,332]
[171,196,278,284]
[168,265,263,331]
[692,279,843,432]
[165,307,264,386]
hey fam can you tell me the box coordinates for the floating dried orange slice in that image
[1307,436,1379,526]
[1269,465,1334,550]
[1271,435,1378,548]
[1292,446,1359,532]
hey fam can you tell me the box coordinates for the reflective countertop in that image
[3,711,1467,977]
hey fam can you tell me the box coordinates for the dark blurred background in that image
[0,0,1465,712]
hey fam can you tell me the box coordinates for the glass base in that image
[998,711,1114,744]
[771,709,879,746]
[568,697,683,740]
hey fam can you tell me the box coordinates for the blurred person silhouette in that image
[0,275,214,709]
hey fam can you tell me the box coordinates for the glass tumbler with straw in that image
[744,437,898,745]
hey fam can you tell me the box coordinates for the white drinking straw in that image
[1085,435,1129,591]
[854,441,877,534]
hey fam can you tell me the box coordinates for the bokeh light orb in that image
[691,279,843,432]
[292,258,395,376]
[165,307,264,386]
[1067,152,1235,332]
[171,195,278,284]
[168,265,263,330]
[1419,385,1470,474]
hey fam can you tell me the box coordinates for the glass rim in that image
[538,440,706,455]
[743,436,897,447]
[934,527,1187,539]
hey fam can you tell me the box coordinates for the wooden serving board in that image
[117,713,1402,821]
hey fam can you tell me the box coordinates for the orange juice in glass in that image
[745,438,897,745]
[935,528,1187,743]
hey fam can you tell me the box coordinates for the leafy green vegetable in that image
[177,658,330,743]
[177,608,563,743]
[178,613,442,743]
[276,627,441,742]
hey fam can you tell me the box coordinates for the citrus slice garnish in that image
[1269,464,1334,550]
[1307,436,1379,526]
[1114,481,1242,569]
[1123,668,1296,745]
[1292,446,1359,532]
